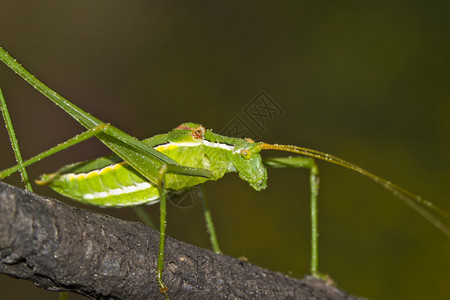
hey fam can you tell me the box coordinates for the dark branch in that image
[0,182,367,299]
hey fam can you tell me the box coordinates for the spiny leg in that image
[0,85,32,190]
[263,156,322,277]
[156,164,169,299]
[200,185,221,254]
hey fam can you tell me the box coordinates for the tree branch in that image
[0,182,366,299]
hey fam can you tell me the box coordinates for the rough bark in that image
[0,181,366,299]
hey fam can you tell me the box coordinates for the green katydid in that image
[0,46,214,298]
[1,46,450,299]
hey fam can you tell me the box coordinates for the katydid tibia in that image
[1,47,449,299]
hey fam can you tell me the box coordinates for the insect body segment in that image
[38,162,158,207]
[37,123,268,207]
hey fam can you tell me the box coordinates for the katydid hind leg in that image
[263,156,322,277]
[0,85,33,191]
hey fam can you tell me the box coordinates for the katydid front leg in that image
[263,156,322,278]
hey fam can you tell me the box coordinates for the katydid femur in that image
[1,46,449,299]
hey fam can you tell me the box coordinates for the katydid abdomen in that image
[38,160,162,207]
[37,123,267,207]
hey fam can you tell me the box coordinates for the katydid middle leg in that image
[263,156,321,277]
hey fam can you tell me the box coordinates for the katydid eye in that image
[240,149,251,159]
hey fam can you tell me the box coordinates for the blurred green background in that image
[1,1,449,299]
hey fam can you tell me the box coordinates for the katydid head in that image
[170,123,268,190]
[231,139,267,191]
[170,122,206,142]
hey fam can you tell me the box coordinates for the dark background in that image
[1,1,449,299]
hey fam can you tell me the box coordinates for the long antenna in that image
[260,143,450,237]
